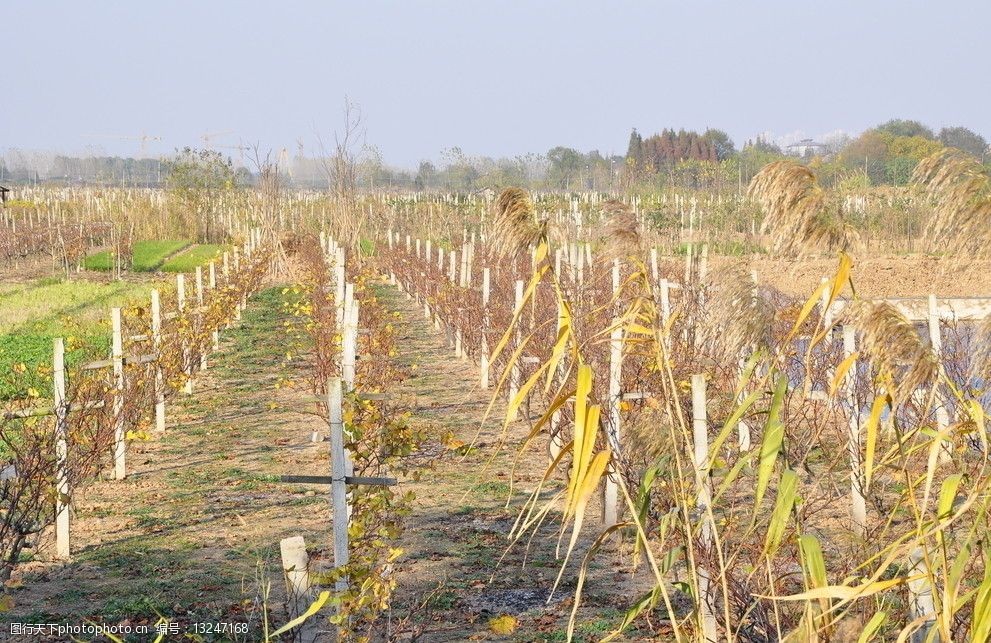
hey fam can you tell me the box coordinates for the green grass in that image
[84,239,191,272]
[160,244,230,273]
[0,277,156,398]
[672,240,766,256]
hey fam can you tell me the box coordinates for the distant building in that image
[786,139,828,157]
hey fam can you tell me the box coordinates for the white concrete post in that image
[481,268,491,389]
[603,322,623,527]
[151,290,166,432]
[843,325,867,536]
[111,308,126,480]
[54,338,71,560]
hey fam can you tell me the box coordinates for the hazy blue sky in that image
[3,1,988,168]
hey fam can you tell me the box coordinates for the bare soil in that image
[719,255,991,299]
[2,282,657,642]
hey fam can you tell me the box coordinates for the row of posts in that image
[52,231,263,560]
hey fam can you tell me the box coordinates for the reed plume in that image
[598,199,642,261]
[912,148,991,259]
[845,301,938,404]
[490,187,546,259]
[698,265,774,361]
[748,160,859,256]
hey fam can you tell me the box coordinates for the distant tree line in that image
[621,119,989,191]
[2,118,986,192]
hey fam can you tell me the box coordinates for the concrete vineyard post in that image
[927,294,952,464]
[659,278,672,350]
[232,248,242,322]
[907,547,936,643]
[151,289,166,432]
[650,247,659,286]
[690,374,718,642]
[736,356,752,451]
[54,338,71,560]
[111,307,126,480]
[209,261,219,350]
[603,322,623,527]
[342,283,356,390]
[196,266,206,371]
[328,377,349,593]
[280,535,319,643]
[177,274,193,394]
[611,259,620,316]
[691,374,713,543]
[548,294,567,465]
[334,248,346,332]
[480,267,491,389]
[843,325,867,537]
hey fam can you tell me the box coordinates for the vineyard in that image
[0,149,990,643]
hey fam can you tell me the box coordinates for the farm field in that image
[6,3,991,640]
[0,277,157,397]
[83,240,191,273]
[0,159,990,642]
[159,243,231,273]
[1,284,642,640]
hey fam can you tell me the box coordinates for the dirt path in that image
[5,287,335,638]
[378,285,655,642]
[3,281,654,642]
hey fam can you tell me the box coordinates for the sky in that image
[2,1,989,168]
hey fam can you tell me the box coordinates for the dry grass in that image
[598,199,642,261]
[749,160,860,256]
[698,264,775,362]
[490,188,546,259]
[913,148,991,259]
[843,300,938,403]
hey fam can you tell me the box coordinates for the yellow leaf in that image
[488,614,518,635]
[830,352,859,396]
[765,577,906,601]
[863,395,888,490]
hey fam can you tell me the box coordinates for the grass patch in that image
[84,239,191,272]
[672,240,765,256]
[472,481,511,495]
[160,244,230,273]
[0,278,156,398]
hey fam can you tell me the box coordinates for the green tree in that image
[938,126,988,159]
[414,161,437,190]
[875,118,934,140]
[839,131,889,185]
[546,146,585,190]
[165,147,239,241]
[703,128,736,160]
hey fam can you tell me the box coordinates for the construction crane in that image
[200,130,233,149]
[81,132,162,156]
[214,144,251,163]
